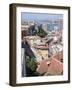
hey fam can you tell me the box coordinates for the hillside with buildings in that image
[21,19,63,77]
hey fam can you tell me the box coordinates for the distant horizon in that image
[21,12,63,24]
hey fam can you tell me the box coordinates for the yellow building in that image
[37,49,48,60]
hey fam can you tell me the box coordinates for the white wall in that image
[0,0,72,90]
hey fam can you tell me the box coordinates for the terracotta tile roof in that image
[36,58,63,75]
[47,58,63,75]
[34,45,48,49]
[37,60,48,74]
[52,51,63,62]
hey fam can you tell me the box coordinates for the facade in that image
[42,24,48,33]
[23,36,49,62]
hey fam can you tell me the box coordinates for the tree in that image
[25,56,38,76]
[37,26,47,37]
[26,58,37,72]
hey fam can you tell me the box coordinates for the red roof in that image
[36,58,63,75]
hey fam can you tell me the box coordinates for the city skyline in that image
[21,12,63,24]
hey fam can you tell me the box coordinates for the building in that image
[21,23,29,38]
[42,24,48,33]
[23,36,49,62]
[36,58,63,75]
[21,21,38,37]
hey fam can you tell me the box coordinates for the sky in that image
[21,12,63,23]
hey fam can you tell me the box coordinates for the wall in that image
[0,0,72,90]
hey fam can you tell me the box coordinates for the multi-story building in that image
[21,21,36,38]
[42,24,48,33]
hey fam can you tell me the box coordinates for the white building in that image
[42,24,48,33]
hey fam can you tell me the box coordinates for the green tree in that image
[37,26,47,37]
[26,56,38,76]
[26,58,37,72]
